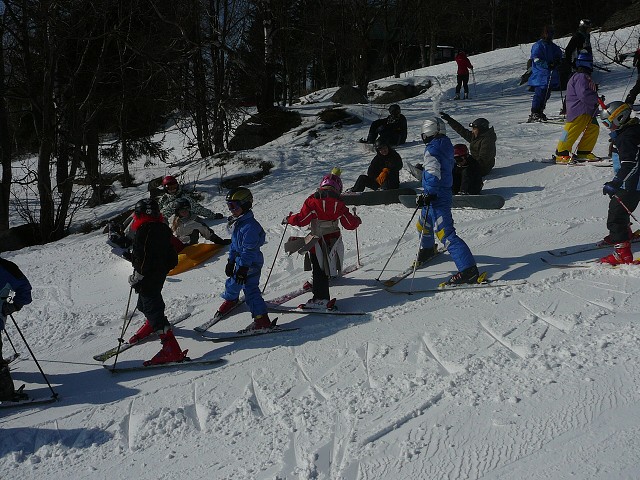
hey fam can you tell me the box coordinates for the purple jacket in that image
[565,72,599,122]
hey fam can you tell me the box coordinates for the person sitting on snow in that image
[439,113,496,176]
[360,104,407,146]
[347,139,403,192]
[157,175,224,220]
[169,198,231,252]
[452,144,483,195]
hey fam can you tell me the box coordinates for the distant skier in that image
[169,198,230,252]
[284,169,361,308]
[360,104,407,146]
[346,139,403,192]
[217,187,272,332]
[553,51,601,164]
[0,257,32,401]
[452,144,483,195]
[439,113,496,176]
[127,198,187,365]
[415,117,480,285]
[599,101,640,265]
[527,25,563,122]
[454,51,474,100]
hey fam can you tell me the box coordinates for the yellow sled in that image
[168,243,225,276]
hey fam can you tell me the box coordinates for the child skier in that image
[284,168,361,308]
[415,117,480,285]
[217,187,272,332]
[169,198,230,252]
[127,198,187,365]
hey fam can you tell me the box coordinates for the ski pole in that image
[376,204,421,281]
[8,314,58,399]
[2,328,19,356]
[471,69,477,98]
[407,204,431,294]
[352,207,362,267]
[612,194,640,223]
[261,217,290,294]
[570,102,601,160]
[122,285,133,320]
[111,286,137,370]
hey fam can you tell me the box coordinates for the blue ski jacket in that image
[528,39,563,88]
[227,210,266,269]
[421,135,454,199]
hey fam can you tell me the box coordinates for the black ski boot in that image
[444,265,480,286]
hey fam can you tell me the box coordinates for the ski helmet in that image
[421,117,446,143]
[575,50,593,71]
[225,187,253,213]
[601,101,632,130]
[162,175,179,189]
[174,197,191,214]
[453,144,469,158]
[319,171,343,194]
[134,198,160,217]
[388,104,401,116]
[469,118,490,131]
[375,138,389,152]
[579,19,592,29]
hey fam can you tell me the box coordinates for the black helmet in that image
[388,104,401,116]
[174,197,191,215]
[374,138,389,151]
[226,187,253,212]
[469,117,490,131]
[579,19,592,29]
[134,198,160,217]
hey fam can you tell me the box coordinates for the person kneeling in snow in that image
[169,198,230,252]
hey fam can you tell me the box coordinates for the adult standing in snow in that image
[452,144,483,195]
[360,104,407,146]
[127,198,187,365]
[0,257,32,401]
[625,37,640,106]
[599,101,640,265]
[157,175,224,220]
[346,139,403,192]
[553,51,601,163]
[560,19,593,114]
[527,25,563,122]
[439,113,496,176]
[454,51,474,100]
[414,117,480,285]
[169,198,231,252]
[284,169,361,308]
[217,187,272,332]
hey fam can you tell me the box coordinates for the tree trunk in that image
[0,21,11,232]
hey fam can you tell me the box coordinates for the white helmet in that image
[421,118,446,143]
[600,101,631,130]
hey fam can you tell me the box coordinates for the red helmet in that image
[453,144,469,158]
[162,175,178,187]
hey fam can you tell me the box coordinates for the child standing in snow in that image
[284,168,361,308]
[415,117,480,285]
[217,187,272,332]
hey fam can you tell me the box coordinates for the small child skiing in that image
[284,168,361,308]
[217,187,272,332]
[415,117,480,285]
[169,198,230,252]
[127,198,187,365]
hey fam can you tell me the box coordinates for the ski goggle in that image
[226,200,242,211]
[601,117,613,128]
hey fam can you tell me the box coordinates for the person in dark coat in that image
[439,113,497,176]
[527,25,563,122]
[347,139,403,192]
[361,104,407,146]
[127,198,186,366]
[452,144,483,195]
[454,51,474,100]
[625,37,640,106]
[560,19,593,114]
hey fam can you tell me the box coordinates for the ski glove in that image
[282,216,290,225]
[213,213,225,220]
[439,112,451,122]
[128,271,144,287]
[416,193,437,207]
[235,266,249,285]
[209,230,231,245]
[225,260,235,277]
[603,181,622,196]
[376,168,390,186]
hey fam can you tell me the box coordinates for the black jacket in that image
[132,220,178,293]
[367,148,403,189]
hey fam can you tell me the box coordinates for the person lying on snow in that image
[168,198,230,253]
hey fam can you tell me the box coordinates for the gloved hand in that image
[128,271,144,287]
[376,168,390,186]
[548,62,556,70]
[213,213,225,220]
[416,193,437,207]
[282,216,290,225]
[1,301,18,317]
[440,112,451,122]
[225,260,235,277]
[219,238,231,245]
[235,266,249,285]
[603,181,622,196]
[209,230,231,245]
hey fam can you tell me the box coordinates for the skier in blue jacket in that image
[415,117,480,285]
[217,187,271,332]
[527,25,563,122]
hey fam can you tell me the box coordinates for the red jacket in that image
[455,53,473,75]
[287,190,361,239]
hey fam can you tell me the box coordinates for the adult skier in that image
[527,25,563,122]
[454,51,474,100]
[560,19,593,114]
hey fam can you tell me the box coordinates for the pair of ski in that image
[542,230,640,267]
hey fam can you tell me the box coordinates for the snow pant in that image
[606,190,640,243]
[222,266,267,317]
[531,85,552,113]
[555,113,599,155]
[453,166,483,195]
[351,174,381,192]
[418,198,476,272]
[0,363,15,401]
[310,253,330,300]
[136,280,170,332]
[456,74,470,95]
[366,120,401,145]
[626,73,640,105]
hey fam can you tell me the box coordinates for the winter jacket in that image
[131,215,178,293]
[366,148,403,189]
[227,210,266,269]
[610,118,640,192]
[157,186,215,219]
[0,258,32,309]
[421,135,455,199]
[565,71,599,122]
[455,53,473,75]
[565,30,592,67]
[382,114,408,145]
[528,39,563,88]
[169,213,217,245]
[444,115,497,176]
[287,189,361,237]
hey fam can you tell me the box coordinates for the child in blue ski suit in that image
[217,187,271,332]
[415,117,480,285]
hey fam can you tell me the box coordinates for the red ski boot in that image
[143,329,188,366]
[217,299,239,316]
[599,241,634,265]
[128,319,154,344]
